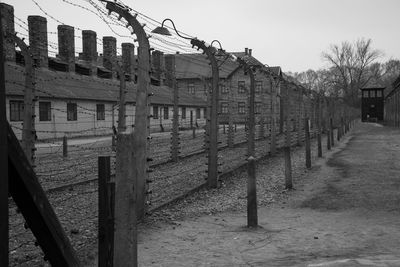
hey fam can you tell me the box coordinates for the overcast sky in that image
[8,0,400,73]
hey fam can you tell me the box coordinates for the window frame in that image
[370,90,376,98]
[39,101,51,121]
[188,83,195,94]
[220,102,228,114]
[196,108,201,119]
[181,107,186,119]
[163,106,169,120]
[255,81,262,94]
[238,81,246,94]
[238,102,246,114]
[9,100,24,122]
[153,105,159,119]
[221,84,228,94]
[67,102,78,121]
[96,103,105,121]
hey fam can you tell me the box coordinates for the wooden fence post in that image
[317,95,322,157]
[247,156,258,227]
[270,77,277,155]
[98,156,115,267]
[284,81,292,189]
[190,110,193,129]
[227,91,234,147]
[11,34,36,165]
[170,69,179,162]
[284,146,293,189]
[297,87,302,145]
[259,120,265,139]
[62,135,68,158]
[244,60,255,157]
[104,3,151,219]
[305,118,311,169]
[330,117,334,147]
[113,134,137,267]
[110,56,127,134]
[0,6,8,265]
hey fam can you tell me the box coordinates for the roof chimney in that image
[245,47,248,55]
[28,15,48,68]
[121,42,135,80]
[152,50,165,85]
[81,30,97,75]
[57,25,75,72]
[0,3,15,62]
[249,48,252,56]
[103,36,117,78]
[164,54,176,89]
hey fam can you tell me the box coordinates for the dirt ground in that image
[136,123,400,267]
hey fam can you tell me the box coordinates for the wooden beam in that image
[98,156,115,267]
[8,122,81,267]
[0,10,9,266]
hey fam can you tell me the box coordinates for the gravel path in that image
[9,124,332,266]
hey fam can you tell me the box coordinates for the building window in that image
[67,103,77,121]
[221,84,228,94]
[181,107,186,119]
[376,90,382,97]
[238,81,246,94]
[363,90,369,98]
[39,101,51,121]
[196,108,201,119]
[238,102,246,114]
[255,102,262,114]
[163,106,169,119]
[153,106,159,119]
[370,90,376,98]
[9,100,24,121]
[96,104,105,120]
[188,83,195,94]
[220,102,228,114]
[255,81,262,94]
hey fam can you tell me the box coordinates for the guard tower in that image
[360,84,385,122]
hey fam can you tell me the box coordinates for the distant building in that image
[384,75,400,127]
[360,83,385,122]
[1,3,206,140]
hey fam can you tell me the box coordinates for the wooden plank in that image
[317,95,322,157]
[247,157,257,227]
[0,11,9,266]
[7,122,80,266]
[305,118,311,169]
[113,134,137,267]
[98,156,114,267]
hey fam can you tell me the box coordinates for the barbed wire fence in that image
[1,0,361,265]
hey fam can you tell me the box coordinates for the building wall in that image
[7,96,205,140]
[219,68,276,125]
[361,89,385,121]
[177,78,209,101]
[384,83,400,127]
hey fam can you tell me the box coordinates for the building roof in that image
[174,53,238,79]
[172,51,267,80]
[384,74,400,99]
[231,52,264,67]
[266,66,282,77]
[360,80,386,90]
[5,62,206,107]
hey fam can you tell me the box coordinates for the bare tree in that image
[322,38,382,106]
